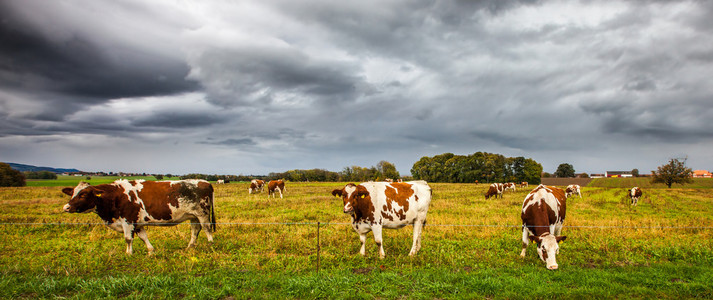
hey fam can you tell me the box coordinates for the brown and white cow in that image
[520,181,529,188]
[629,187,642,206]
[520,184,567,270]
[484,183,504,199]
[331,181,432,258]
[61,179,215,255]
[565,184,581,198]
[248,179,265,194]
[267,179,285,199]
[504,182,517,192]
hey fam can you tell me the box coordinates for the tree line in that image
[266,161,402,182]
[410,152,543,184]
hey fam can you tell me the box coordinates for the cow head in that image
[528,233,567,270]
[331,183,370,214]
[61,182,105,213]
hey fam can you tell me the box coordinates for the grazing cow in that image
[484,183,504,199]
[267,179,285,199]
[61,179,215,255]
[520,182,529,188]
[565,184,581,198]
[504,182,517,192]
[216,179,225,184]
[384,178,393,183]
[629,187,642,206]
[248,179,265,194]
[520,185,567,270]
[331,181,432,258]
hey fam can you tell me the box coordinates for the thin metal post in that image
[316,222,321,273]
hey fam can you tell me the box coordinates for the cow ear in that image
[556,236,567,243]
[331,189,343,198]
[528,235,541,243]
[62,188,74,196]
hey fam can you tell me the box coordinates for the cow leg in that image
[121,222,135,255]
[520,226,529,258]
[135,227,155,255]
[278,188,283,199]
[409,219,424,256]
[358,232,367,256]
[188,221,201,248]
[372,226,386,258]
[197,215,215,244]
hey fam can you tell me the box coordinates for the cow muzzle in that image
[343,203,354,214]
[547,264,559,270]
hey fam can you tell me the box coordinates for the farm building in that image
[605,171,633,178]
[693,170,712,178]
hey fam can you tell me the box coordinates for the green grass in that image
[587,177,713,189]
[1,182,712,299]
[26,175,187,187]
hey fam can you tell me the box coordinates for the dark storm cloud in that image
[199,138,256,146]
[0,2,198,106]
[2,0,713,175]
[188,46,370,107]
[131,112,227,128]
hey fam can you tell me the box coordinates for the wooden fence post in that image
[317,222,321,273]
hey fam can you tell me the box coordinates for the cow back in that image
[521,185,566,236]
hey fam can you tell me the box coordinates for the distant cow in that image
[61,179,215,255]
[565,184,581,198]
[248,179,265,194]
[332,181,432,258]
[484,183,504,199]
[216,179,225,184]
[520,185,567,270]
[504,182,517,192]
[267,179,285,199]
[629,187,642,206]
[520,182,529,188]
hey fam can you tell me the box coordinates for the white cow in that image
[331,181,432,258]
[565,184,581,198]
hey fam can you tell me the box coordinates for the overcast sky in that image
[1,0,713,176]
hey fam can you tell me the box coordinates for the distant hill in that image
[3,162,82,174]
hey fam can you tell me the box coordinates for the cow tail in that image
[210,188,217,232]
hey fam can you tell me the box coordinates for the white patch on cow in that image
[522,185,560,218]
[344,185,357,197]
[71,182,91,198]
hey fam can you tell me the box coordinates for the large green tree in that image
[651,158,693,188]
[554,163,575,178]
[0,163,26,187]
[411,152,542,184]
[376,160,400,180]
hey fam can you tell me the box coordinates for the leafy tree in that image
[579,173,590,178]
[0,163,26,187]
[651,159,693,188]
[24,171,58,179]
[542,172,552,178]
[554,163,575,178]
[376,161,400,180]
[411,152,542,183]
[631,169,639,177]
[155,174,164,180]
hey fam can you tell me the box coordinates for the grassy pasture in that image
[1,181,712,299]
[25,175,183,187]
[587,177,713,189]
